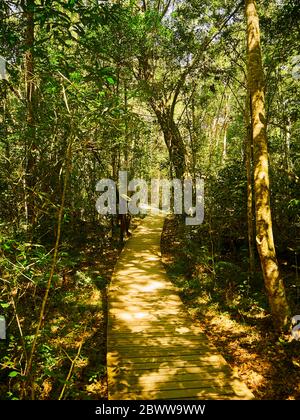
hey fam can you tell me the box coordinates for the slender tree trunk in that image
[244,92,255,277]
[208,117,215,170]
[23,0,36,230]
[221,93,230,164]
[124,80,129,170]
[222,129,227,163]
[23,135,73,399]
[245,0,290,331]
[186,97,196,179]
[284,117,291,171]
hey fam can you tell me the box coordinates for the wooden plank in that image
[108,327,203,334]
[109,386,251,400]
[109,310,188,318]
[108,354,226,366]
[108,361,228,371]
[109,327,204,335]
[110,380,238,393]
[108,338,214,347]
[108,346,217,355]
[109,373,233,385]
[108,340,211,348]
[109,334,207,340]
[109,333,208,339]
[108,365,233,377]
[109,296,181,301]
[108,322,196,330]
[109,328,207,337]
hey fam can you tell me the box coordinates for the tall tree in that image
[22,0,36,230]
[244,92,255,277]
[110,1,244,179]
[245,0,290,331]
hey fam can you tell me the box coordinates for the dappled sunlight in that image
[137,280,167,292]
[107,214,254,400]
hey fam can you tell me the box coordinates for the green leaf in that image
[107,77,115,85]
[70,71,82,82]
[0,303,10,309]
[8,371,19,378]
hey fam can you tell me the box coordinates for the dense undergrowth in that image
[0,221,121,400]
[161,215,300,400]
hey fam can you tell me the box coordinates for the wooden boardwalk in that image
[107,213,254,400]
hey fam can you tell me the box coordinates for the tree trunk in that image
[23,0,36,230]
[284,117,291,171]
[221,93,230,164]
[244,92,255,277]
[123,80,129,170]
[153,105,186,179]
[245,0,290,331]
[186,96,196,179]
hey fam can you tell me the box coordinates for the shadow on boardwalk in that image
[107,214,254,400]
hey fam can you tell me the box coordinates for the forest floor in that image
[161,215,300,400]
[1,223,129,400]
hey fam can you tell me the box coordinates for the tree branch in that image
[161,0,172,19]
[170,0,244,117]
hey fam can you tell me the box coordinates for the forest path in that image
[107,212,254,399]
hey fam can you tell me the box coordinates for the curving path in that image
[107,213,254,400]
